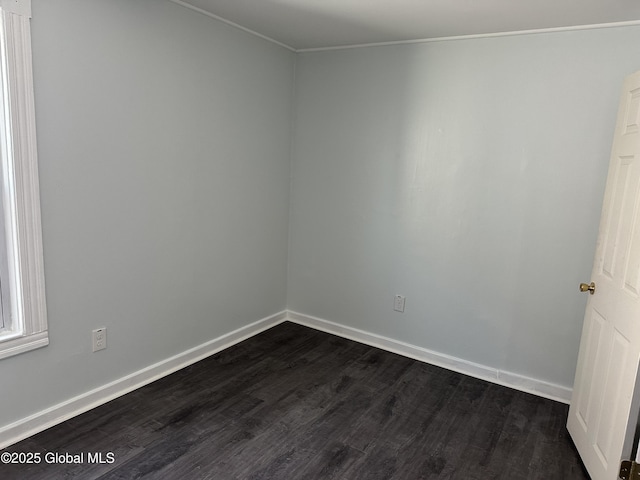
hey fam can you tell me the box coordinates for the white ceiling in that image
[173,0,640,50]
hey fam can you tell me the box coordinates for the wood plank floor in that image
[0,322,589,479]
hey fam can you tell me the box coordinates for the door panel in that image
[568,71,640,480]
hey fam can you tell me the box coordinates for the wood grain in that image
[0,322,589,479]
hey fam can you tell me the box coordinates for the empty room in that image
[1,0,640,478]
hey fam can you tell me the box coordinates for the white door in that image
[567,70,640,480]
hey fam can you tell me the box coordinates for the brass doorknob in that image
[579,282,596,295]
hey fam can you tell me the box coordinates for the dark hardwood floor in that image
[0,322,589,479]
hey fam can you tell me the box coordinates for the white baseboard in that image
[0,311,288,450]
[1,308,572,450]
[286,310,572,404]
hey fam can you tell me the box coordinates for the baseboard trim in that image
[286,310,572,404]
[1,308,572,450]
[0,310,288,450]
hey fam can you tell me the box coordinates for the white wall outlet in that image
[394,295,406,313]
[92,327,107,352]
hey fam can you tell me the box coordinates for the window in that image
[0,0,48,360]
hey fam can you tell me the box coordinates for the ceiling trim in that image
[297,20,640,52]
[168,0,297,52]
[167,1,640,53]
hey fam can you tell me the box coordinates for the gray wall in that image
[287,26,640,388]
[0,0,294,427]
[3,0,640,432]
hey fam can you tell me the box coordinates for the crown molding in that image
[168,0,296,52]
[297,20,640,52]
[166,2,640,54]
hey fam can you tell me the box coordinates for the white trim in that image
[0,3,46,357]
[168,0,296,52]
[0,0,30,18]
[0,311,287,450]
[0,308,572,449]
[0,329,46,360]
[286,310,572,404]
[297,20,640,52]
[163,2,640,53]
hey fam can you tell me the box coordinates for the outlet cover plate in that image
[92,327,107,352]
[394,295,406,313]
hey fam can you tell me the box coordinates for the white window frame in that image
[0,0,48,360]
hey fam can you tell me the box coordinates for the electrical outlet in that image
[394,295,406,313]
[92,327,107,352]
